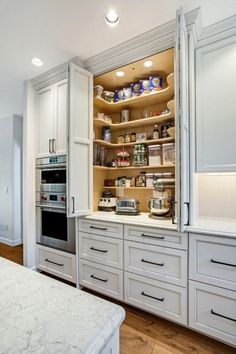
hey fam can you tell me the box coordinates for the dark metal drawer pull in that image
[90,226,108,231]
[211,309,236,322]
[141,233,164,240]
[141,291,164,302]
[45,258,64,267]
[141,259,164,267]
[90,246,108,253]
[210,259,236,267]
[90,274,108,282]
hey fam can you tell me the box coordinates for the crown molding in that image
[197,14,236,48]
[31,62,69,90]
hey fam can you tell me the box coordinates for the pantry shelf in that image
[93,164,175,171]
[94,73,174,113]
[93,99,175,130]
[94,137,174,148]
[101,186,155,190]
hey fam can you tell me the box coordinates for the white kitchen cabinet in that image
[36,79,67,158]
[54,78,67,155]
[196,35,236,172]
[189,281,236,346]
[36,84,54,157]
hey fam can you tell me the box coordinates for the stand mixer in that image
[148,177,175,218]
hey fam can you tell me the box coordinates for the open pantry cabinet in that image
[91,9,189,231]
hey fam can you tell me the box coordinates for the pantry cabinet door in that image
[175,8,189,232]
[36,84,54,158]
[67,63,93,217]
[196,36,236,172]
[54,78,68,155]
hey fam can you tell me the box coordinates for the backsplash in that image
[196,173,236,219]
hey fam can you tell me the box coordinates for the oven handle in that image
[36,205,66,213]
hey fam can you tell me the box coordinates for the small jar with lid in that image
[146,173,154,187]
[125,132,131,143]
[117,135,125,144]
[131,132,136,142]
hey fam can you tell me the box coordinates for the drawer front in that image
[189,281,236,346]
[124,225,187,250]
[36,245,76,283]
[79,259,123,301]
[189,234,236,291]
[79,218,123,239]
[124,272,187,325]
[79,232,123,269]
[124,241,187,287]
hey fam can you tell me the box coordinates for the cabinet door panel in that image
[68,63,93,217]
[36,85,54,157]
[196,36,236,172]
[175,8,189,231]
[54,78,67,155]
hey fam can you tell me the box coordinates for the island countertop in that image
[0,257,125,354]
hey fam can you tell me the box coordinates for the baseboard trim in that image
[0,237,23,246]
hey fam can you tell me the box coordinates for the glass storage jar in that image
[148,145,162,166]
[162,143,175,165]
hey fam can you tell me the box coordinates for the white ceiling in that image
[0,0,236,118]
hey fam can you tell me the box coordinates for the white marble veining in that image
[0,257,125,354]
[84,211,177,230]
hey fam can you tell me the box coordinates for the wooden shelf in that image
[94,74,174,113]
[93,99,175,130]
[94,137,174,148]
[102,186,154,190]
[93,164,175,171]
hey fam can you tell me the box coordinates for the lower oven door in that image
[36,207,75,254]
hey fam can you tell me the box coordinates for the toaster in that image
[116,198,140,215]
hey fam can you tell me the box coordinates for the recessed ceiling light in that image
[116,71,125,77]
[31,57,44,67]
[105,10,119,27]
[144,60,153,68]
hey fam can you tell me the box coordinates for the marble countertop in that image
[187,217,236,238]
[0,257,125,354]
[84,211,177,230]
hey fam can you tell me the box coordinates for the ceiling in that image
[0,0,236,118]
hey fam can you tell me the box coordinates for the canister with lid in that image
[148,145,162,166]
[162,143,175,165]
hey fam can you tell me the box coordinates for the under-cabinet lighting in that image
[31,57,44,67]
[116,71,125,77]
[105,10,119,27]
[144,60,153,68]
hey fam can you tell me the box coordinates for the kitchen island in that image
[0,257,125,354]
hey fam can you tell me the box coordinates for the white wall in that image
[0,115,23,246]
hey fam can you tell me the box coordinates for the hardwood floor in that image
[0,242,23,265]
[0,247,234,354]
[120,303,235,354]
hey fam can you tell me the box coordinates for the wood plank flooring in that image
[0,245,234,354]
[0,242,23,265]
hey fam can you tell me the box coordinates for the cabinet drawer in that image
[189,281,236,346]
[189,234,236,291]
[79,259,123,301]
[79,218,123,239]
[124,241,187,287]
[79,232,123,269]
[124,225,187,250]
[36,245,76,283]
[124,272,187,325]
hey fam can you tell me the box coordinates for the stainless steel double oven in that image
[36,155,75,254]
